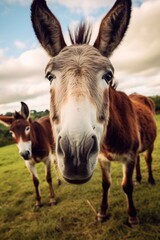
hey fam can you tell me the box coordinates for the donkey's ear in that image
[14,111,23,120]
[20,102,29,120]
[31,0,66,57]
[0,116,14,127]
[94,0,132,57]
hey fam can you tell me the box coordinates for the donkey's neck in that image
[102,88,139,155]
[30,121,50,159]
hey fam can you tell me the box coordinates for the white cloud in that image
[0,47,50,113]
[53,0,113,15]
[14,40,27,50]
[0,48,8,62]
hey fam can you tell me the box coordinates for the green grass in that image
[0,115,160,240]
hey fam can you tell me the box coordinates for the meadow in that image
[0,115,160,240]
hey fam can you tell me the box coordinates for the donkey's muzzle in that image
[56,134,98,184]
[63,175,92,184]
[20,150,31,160]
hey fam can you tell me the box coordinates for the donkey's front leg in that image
[25,161,42,207]
[45,158,56,206]
[122,159,139,227]
[97,156,111,222]
[32,174,42,207]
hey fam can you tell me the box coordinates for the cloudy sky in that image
[0,0,160,114]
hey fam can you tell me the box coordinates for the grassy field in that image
[0,115,160,240]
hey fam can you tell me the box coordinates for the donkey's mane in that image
[68,22,92,45]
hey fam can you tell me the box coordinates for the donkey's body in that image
[31,0,157,225]
[0,102,61,207]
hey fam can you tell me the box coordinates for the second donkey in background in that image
[0,102,61,207]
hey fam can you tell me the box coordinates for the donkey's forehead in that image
[59,44,101,56]
[45,44,113,72]
[10,119,29,131]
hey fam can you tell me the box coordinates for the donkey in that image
[129,94,156,185]
[0,102,61,207]
[31,0,157,225]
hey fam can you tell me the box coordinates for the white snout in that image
[17,138,32,160]
[54,97,103,182]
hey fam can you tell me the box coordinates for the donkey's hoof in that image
[34,203,43,209]
[96,213,108,223]
[128,216,139,227]
[134,181,140,186]
[135,178,141,185]
[148,178,155,185]
[49,199,57,206]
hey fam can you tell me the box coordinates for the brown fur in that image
[8,115,54,161]
[101,88,139,155]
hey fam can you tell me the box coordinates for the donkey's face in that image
[11,103,32,160]
[31,0,131,183]
[45,45,114,183]
[10,118,32,160]
[0,102,32,160]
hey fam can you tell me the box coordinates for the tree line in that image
[150,95,160,112]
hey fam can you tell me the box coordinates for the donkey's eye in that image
[10,130,15,138]
[102,71,113,83]
[46,73,56,83]
[25,126,30,135]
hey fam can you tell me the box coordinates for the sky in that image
[0,0,160,114]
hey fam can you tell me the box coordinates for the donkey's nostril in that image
[89,135,98,155]
[26,150,30,157]
[84,134,98,161]
[57,135,70,157]
[20,150,30,160]
[57,136,63,155]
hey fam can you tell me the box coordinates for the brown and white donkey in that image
[30,0,157,226]
[0,102,61,207]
